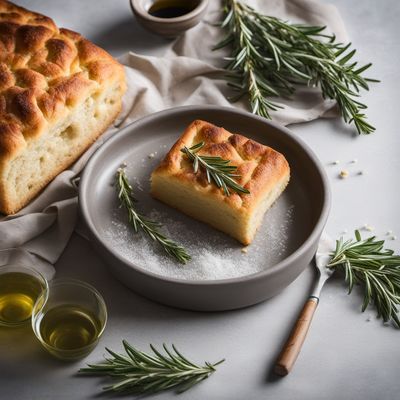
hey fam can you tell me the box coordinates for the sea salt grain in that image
[361,223,374,232]
[103,205,295,281]
[132,176,144,192]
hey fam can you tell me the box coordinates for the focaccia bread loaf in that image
[151,120,290,245]
[0,0,126,214]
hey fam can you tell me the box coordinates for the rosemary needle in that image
[328,230,400,327]
[181,142,250,196]
[79,340,224,395]
[116,168,191,264]
[216,0,379,134]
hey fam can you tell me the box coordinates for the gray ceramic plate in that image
[79,106,330,311]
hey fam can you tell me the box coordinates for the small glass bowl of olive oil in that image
[0,265,48,328]
[32,279,107,360]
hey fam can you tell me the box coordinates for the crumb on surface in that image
[339,170,349,179]
[241,248,248,254]
[362,224,374,232]
[148,153,155,159]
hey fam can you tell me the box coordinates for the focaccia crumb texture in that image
[0,0,126,214]
[151,120,290,245]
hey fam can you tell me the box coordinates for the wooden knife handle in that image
[274,297,319,376]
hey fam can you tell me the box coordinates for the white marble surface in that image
[1,0,400,399]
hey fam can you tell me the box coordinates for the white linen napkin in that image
[0,0,347,278]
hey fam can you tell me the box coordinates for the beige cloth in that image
[0,0,348,278]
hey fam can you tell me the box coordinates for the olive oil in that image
[38,305,101,354]
[0,272,45,325]
[148,0,198,18]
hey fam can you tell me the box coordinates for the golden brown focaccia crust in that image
[151,120,290,245]
[0,0,126,214]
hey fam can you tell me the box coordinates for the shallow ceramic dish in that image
[130,0,209,38]
[79,106,330,311]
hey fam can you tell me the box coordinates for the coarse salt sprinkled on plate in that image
[103,205,295,281]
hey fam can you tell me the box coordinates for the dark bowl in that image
[130,0,209,38]
[79,106,330,311]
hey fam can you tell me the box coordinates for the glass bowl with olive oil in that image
[0,265,48,327]
[32,279,107,360]
[130,0,209,38]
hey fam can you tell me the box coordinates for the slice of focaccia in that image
[151,120,290,245]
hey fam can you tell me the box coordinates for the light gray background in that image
[1,1,399,399]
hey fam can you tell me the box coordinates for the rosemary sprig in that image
[79,340,224,395]
[116,168,191,264]
[216,0,379,134]
[181,142,250,196]
[327,231,400,327]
